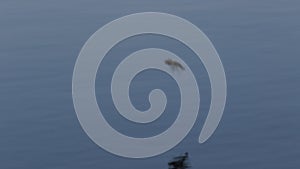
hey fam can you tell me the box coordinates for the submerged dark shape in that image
[168,152,190,169]
[165,59,185,71]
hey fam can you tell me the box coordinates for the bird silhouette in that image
[168,152,190,169]
[165,59,185,71]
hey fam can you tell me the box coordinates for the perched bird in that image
[165,59,185,71]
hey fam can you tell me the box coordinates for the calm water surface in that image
[1,0,300,169]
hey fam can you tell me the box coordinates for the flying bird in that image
[165,59,185,71]
[168,152,190,169]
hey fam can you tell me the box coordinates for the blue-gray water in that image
[1,0,300,168]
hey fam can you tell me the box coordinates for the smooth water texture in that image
[1,0,300,169]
